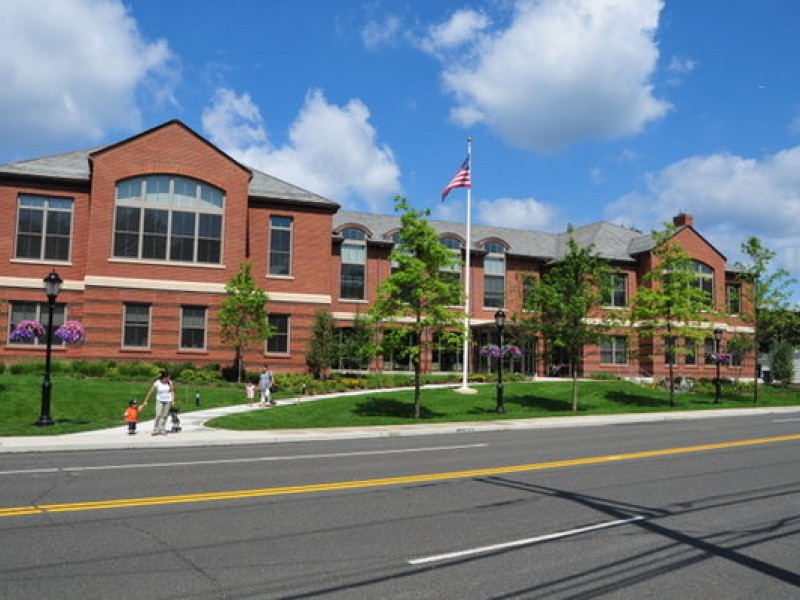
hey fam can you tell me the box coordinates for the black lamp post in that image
[713,327,723,404]
[494,309,506,413]
[37,270,63,427]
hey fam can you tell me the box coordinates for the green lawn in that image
[1,374,798,436]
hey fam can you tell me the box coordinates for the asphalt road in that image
[1,413,798,599]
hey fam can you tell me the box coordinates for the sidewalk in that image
[1,396,798,453]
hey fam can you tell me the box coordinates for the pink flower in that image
[55,320,86,344]
[10,320,45,341]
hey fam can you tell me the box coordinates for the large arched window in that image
[483,241,506,308]
[113,175,224,264]
[340,227,367,300]
[439,235,463,288]
[691,260,714,307]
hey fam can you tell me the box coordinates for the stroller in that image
[168,405,182,432]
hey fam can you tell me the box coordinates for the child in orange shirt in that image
[123,400,142,435]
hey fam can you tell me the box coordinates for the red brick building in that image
[0,120,753,380]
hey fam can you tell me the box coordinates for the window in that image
[113,176,223,264]
[340,228,366,300]
[603,273,628,307]
[267,314,289,353]
[439,236,463,288]
[269,216,293,276]
[8,301,65,346]
[15,195,73,261]
[123,303,150,348]
[483,241,505,308]
[664,336,676,366]
[600,336,628,364]
[180,306,207,350]
[692,260,714,307]
[726,283,741,314]
[684,337,697,365]
[703,337,715,365]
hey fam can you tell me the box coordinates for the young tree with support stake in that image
[735,236,798,403]
[629,226,710,407]
[218,262,273,382]
[369,197,464,419]
[524,235,611,412]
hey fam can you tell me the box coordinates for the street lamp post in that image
[495,309,506,413]
[713,327,723,405]
[37,270,63,427]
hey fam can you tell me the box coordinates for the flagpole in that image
[457,137,477,394]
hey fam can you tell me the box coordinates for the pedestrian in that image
[123,400,141,435]
[258,364,276,407]
[246,380,256,404]
[144,371,175,435]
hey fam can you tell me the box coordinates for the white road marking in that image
[408,516,645,565]
[772,418,800,423]
[0,443,488,476]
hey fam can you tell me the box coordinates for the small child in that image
[123,400,141,435]
[246,381,256,404]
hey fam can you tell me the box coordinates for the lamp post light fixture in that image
[37,270,63,427]
[494,309,506,413]
[713,327,724,405]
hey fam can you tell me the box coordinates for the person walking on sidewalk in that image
[123,400,141,435]
[258,364,276,407]
[144,371,174,435]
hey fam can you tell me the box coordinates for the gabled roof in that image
[334,211,656,263]
[0,120,339,208]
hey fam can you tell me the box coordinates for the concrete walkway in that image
[2,394,798,453]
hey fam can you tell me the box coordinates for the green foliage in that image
[769,339,794,385]
[369,197,465,418]
[117,361,159,379]
[523,234,611,411]
[629,225,712,406]
[306,309,338,379]
[71,360,111,378]
[218,261,273,381]
[338,311,377,370]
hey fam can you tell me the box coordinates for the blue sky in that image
[2,0,800,299]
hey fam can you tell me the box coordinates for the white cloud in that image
[419,9,490,55]
[434,0,670,152]
[362,15,404,50]
[0,0,177,158]
[202,88,402,211]
[605,146,800,282]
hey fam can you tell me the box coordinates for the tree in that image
[629,226,710,407]
[769,339,794,385]
[218,262,273,382]
[369,197,464,418]
[735,236,797,402]
[339,310,377,371]
[524,235,611,411]
[306,309,337,379]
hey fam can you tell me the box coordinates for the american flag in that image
[441,156,471,200]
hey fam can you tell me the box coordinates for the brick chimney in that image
[673,213,694,227]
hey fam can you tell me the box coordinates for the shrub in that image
[117,361,158,379]
[71,360,111,378]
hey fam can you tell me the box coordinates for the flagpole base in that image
[454,385,478,395]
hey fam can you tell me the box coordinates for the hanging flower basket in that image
[10,320,46,342]
[708,352,732,364]
[55,320,87,345]
[480,344,523,359]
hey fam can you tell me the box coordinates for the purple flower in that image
[709,352,731,364]
[10,320,45,341]
[55,320,86,344]
[480,344,522,358]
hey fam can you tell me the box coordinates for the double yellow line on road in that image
[2,433,798,519]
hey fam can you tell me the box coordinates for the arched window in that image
[439,236,463,288]
[340,227,367,300]
[692,260,714,307]
[483,241,506,308]
[113,175,224,264]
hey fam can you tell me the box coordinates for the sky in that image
[2,0,800,301]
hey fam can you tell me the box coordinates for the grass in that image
[208,379,800,430]
[1,374,797,436]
